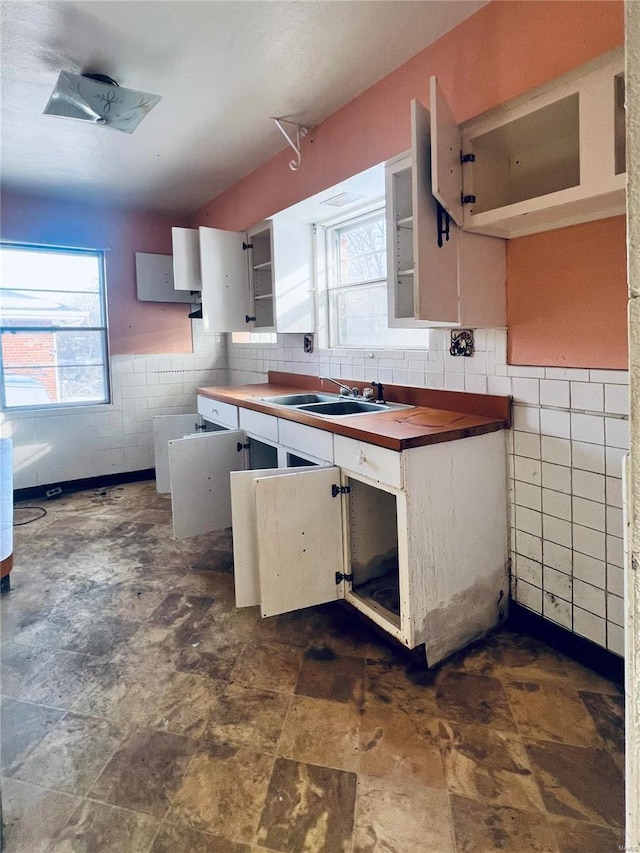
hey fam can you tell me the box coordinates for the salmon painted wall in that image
[507,216,628,369]
[191,0,626,370]
[0,190,193,356]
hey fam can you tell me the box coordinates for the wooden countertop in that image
[197,371,511,452]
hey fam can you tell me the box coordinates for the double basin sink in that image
[260,392,411,417]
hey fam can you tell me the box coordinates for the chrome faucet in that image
[320,376,353,396]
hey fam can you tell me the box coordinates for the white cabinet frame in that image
[432,48,626,239]
[386,100,505,329]
[199,220,314,333]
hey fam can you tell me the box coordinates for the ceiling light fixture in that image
[43,71,161,134]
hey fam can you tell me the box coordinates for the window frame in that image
[0,242,111,412]
[317,205,430,351]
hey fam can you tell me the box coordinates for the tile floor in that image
[0,481,625,852]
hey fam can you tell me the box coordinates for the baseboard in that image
[508,602,624,686]
[14,469,156,503]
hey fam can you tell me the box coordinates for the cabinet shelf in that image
[254,294,273,301]
[253,261,272,271]
[396,216,414,229]
[397,268,415,277]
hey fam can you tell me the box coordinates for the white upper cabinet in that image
[172,227,202,291]
[198,220,314,334]
[200,226,252,332]
[431,47,625,239]
[386,100,505,329]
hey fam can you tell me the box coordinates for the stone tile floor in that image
[0,481,625,852]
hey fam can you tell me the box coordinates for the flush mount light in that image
[43,71,161,133]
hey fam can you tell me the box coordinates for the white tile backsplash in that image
[573,552,606,588]
[571,413,605,445]
[573,579,606,617]
[540,408,571,439]
[540,379,570,408]
[542,514,572,549]
[513,456,542,485]
[515,579,543,614]
[543,541,573,575]
[607,623,624,656]
[572,440,605,474]
[572,496,606,532]
[541,462,571,494]
[542,488,572,521]
[604,383,629,415]
[605,417,630,450]
[573,524,607,561]
[570,381,604,412]
[543,565,572,600]
[573,608,606,646]
[543,593,572,629]
[541,436,572,467]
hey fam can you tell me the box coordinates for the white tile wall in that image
[0,321,228,489]
[227,328,628,658]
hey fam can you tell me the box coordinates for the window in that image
[324,209,429,349]
[0,244,110,410]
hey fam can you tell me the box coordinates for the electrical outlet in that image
[450,329,474,357]
[303,334,314,354]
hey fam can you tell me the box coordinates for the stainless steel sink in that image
[297,400,396,416]
[260,393,339,406]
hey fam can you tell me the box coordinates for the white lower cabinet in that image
[152,413,214,494]
[232,428,508,667]
[156,404,508,666]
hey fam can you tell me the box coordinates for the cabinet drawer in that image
[197,395,238,429]
[239,408,278,443]
[334,435,403,489]
[278,419,333,463]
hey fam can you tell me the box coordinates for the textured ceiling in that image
[0,0,486,215]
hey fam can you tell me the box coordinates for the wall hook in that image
[271,117,310,171]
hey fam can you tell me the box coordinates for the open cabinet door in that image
[253,467,345,618]
[152,413,201,494]
[430,77,463,226]
[199,226,250,332]
[231,466,323,608]
[412,99,459,325]
[169,429,245,539]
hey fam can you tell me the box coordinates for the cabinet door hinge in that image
[461,194,476,205]
[331,484,351,497]
[460,152,475,163]
[242,242,253,251]
[245,315,256,323]
[335,571,353,585]
[237,442,250,452]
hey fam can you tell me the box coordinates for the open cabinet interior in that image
[286,452,318,467]
[250,227,274,328]
[469,94,580,214]
[248,437,278,469]
[347,477,400,628]
[389,164,415,321]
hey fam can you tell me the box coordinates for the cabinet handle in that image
[211,408,218,416]
[357,452,367,464]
